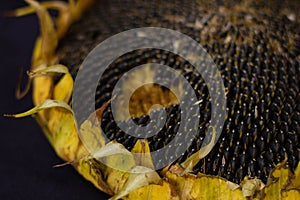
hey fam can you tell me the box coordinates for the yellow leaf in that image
[282,189,300,200]
[110,166,161,200]
[165,167,244,200]
[181,126,217,172]
[29,64,69,78]
[4,99,73,118]
[68,0,95,22]
[79,120,106,153]
[25,0,58,64]
[263,162,293,200]
[241,177,264,199]
[124,181,179,200]
[48,109,79,161]
[286,162,300,190]
[16,63,68,100]
[104,148,135,173]
[58,0,94,38]
[102,144,136,194]
[7,100,82,161]
[105,167,130,195]
[32,72,53,106]
[76,159,114,195]
[54,73,73,102]
[7,1,68,17]
[91,142,132,160]
[131,139,155,170]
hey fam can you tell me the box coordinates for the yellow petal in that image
[79,120,106,153]
[124,181,179,200]
[131,139,155,170]
[25,0,58,64]
[29,64,69,78]
[165,167,244,200]
[4,99,73,118]
[181,126,217,172]
[7,1,68,17]
[286,162,300,190]
[263,162,293,200]
[53,73,73,102]
[241,177,264,199]
[33,76,53,107]
[47,109,79,161]
[282,189,300,200]
[103,144,136,194]
[76,159,114,195]
[110,166,161,200]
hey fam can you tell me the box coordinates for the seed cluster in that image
[57,0,300,183]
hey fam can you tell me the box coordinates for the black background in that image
[0,1,109,199]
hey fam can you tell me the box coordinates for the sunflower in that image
[8,0,300,199]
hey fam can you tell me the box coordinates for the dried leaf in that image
[165,165,244,200]
[91,142,131,159]
[24,0,59,106]
[6,1,68,17]
[15,68,32,99]
[110,166,161,200]
[131,139,155,170]
[28,64,69,78]
[285,162,300,190]
[24,0,58,63]
[16,64,69,100]
[241,177,264,198]
[181,126,217,172]
[79,120,106,153]
[5,99,73,118]
[101,143,135,173]
[53,73,73,102]
[33,75,53,107]
[5,99,78,160]
[123,181,179,200]
[263,162,293,199]
[48,108,80,161]
[68,0,94,21]
[103,145,136,194]
[281,189,300,200]
[76,159,114,195]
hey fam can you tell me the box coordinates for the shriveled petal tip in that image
[68,0,95,21]
[28,64,69,78]
[131,139,155,170]
[15,68,32,100]
[91,142,132,159]
[15,64,70,100]
[165,170,244,199]
[54,74,73,102]
[24,0,58,63]
[241,178,264,198]
[122,181,180,200]
[181,126,217,172]
[79,120,106,152]
[263,161,295,199]
[286,162,300,190]
[4,99,73,118]
[282,189,300,200]
[4,1,68,17]
[110,166,161,200]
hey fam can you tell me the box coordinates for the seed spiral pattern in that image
[57,0,300,183]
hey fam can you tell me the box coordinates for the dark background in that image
[0,1,109,199]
